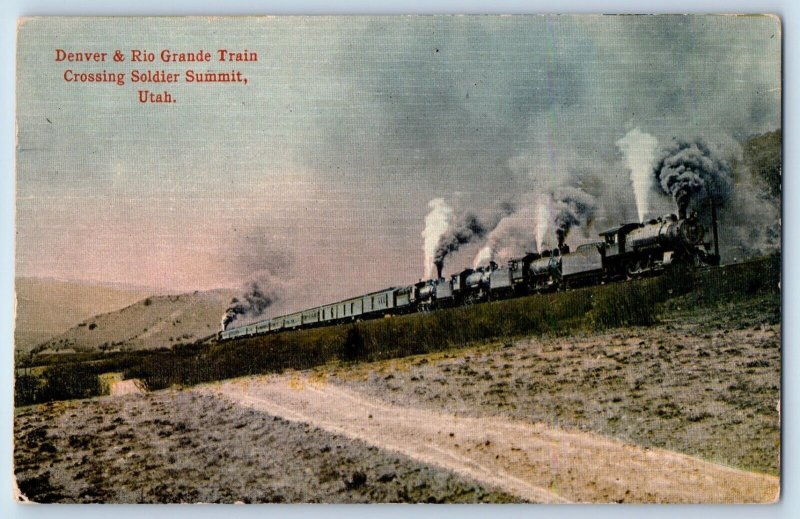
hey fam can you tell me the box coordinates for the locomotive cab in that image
[508,253,540,294]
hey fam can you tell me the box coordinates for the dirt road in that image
[208,373,779,504]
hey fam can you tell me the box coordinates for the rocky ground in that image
[14,390,518,503]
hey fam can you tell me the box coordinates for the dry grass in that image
[331,293,780,475]
[14,391,519,503]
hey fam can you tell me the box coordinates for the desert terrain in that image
[14,390,517,503]
[14,289,780,503]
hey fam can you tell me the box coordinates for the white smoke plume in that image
[473,245,492,268]
[422,198,453,279]
[535,195,552,252]
[433,201,515,277]
[475,193,543,266]
[617,127,659,222]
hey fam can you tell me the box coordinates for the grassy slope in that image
[16,256,779,408]
[122,256,779,390]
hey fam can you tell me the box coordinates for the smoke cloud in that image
[653,138,734,216]
[617,128,659,222]
[473,245,493,268]
[221,280,280,330]
[422,198,453,279]
[220,233,301,329]
[536,199,551,253]
[473,213,539,267]
[553,186,598,247]
[433,202,514,276]
[467,178,597,268]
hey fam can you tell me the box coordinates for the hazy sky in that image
[16,16,781,307]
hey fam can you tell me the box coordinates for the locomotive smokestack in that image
[557,228,569,253]
[711,199,720,262]
[435,260,443,280]
[676,189,689,220]
[221,310,235,331]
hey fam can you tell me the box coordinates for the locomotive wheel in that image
[626,260,644,279]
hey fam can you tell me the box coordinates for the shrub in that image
[341,326,366,362]
[591,281,657,329]
[14,375,41,407]
[40,364,103,401]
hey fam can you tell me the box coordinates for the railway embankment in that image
[15,254,779,406]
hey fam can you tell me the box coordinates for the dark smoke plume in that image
[221,281,278,330]
[433,202,514,276]
[553,187,597,248]
[653,138,733,218]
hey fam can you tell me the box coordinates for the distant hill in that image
[33,289,237,355]
[743,129,781,198]
[15,278,153,354]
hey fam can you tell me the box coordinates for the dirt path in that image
[109,378,146,396]
[206,373,778,504]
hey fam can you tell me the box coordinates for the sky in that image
[15,15,781,313]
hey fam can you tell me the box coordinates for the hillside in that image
[743,129,781,198]
[34,289,236,355]
[15,257,780,503]
[14,278,153,354]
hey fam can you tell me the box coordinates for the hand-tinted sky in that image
[16,16,780,304]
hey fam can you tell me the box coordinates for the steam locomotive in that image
[218,207,719,341]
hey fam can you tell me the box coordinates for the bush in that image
[14,375,41,407]
[39,364,103,402]
[341,326,366,362]
[591,282,657,329]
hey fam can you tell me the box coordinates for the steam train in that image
[218,207,719,341]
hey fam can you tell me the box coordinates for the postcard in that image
[13,15,781,503]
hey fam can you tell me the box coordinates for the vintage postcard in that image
[13,15,781,503]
